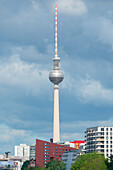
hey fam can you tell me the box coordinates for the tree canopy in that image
[46,159,66,170]
[71,152,107,170]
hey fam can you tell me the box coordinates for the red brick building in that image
[36,139,76,167]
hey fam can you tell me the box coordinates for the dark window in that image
[106,141,108,144]
[110,132,112,135]
[110,128,112,131]
[106,145,108,148]
[111,141,112,144]
[106,128,108,131]
[106,132,108,135]
[106,149,108,152]
[110,149,112,152]
[111,137,112,139]
[101,128,104,131]
[110,145,112,148]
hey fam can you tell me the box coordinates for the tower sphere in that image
[49,69,64,84]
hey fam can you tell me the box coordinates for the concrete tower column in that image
[53,84,60,143]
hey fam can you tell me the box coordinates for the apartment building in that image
[14,144,30,161]
[85,126,113,158]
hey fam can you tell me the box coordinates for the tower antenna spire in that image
[55,4,58,57]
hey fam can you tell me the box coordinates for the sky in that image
[0,0,113,154]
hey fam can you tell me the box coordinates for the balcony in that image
[96,142,104,145]
[96,138,104,141]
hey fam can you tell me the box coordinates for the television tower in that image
[49,4,64,143]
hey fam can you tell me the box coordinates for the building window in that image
[44,143,49,145]
[110,149,112,152]
[59,146,61,148]
[106,141,108,144]
[44,146,49,148]
[110,128,112,131]
[110,145,112,148]
[107,154,108,157]
[56,147,58,148]
[110,132,112,135]
[106,145,108,148]
[45,149,49,151]
[106,149,108,152]
[111,137,112,140]
[53,146,54,148]
[106,132,108,135]
[106,137,108,140]
[56,152,58,154]
[44,155,49,157]
[53,152,54,154]
[56,149,58,151]
[106,128,108,131]
[110,141,112,144]
[59,149,61,151]
[56,155,58,157]
[101,132,104,135]
[101,128,104,131]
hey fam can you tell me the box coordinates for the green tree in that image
[21,160,30,170]
[105,155,113,170]
[46,159,66,170]
[71,152,107,170]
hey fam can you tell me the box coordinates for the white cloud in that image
[0,124,25,143]
[61,118,113,141]
[0,53,50,96]
[83,17,113,47]
[63,76,113,105]
[62,119,113,131]
[56,0,87,15]
[61,132,83,141]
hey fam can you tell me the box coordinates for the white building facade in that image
[85,126,113,158]
[14,144,30,160]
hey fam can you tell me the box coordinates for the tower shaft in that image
[53,84,60,143]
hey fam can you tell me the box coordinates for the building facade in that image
[62,145,85,170]
[36,139,75,167]
[30,145,36,160]
[14,144,30,161]
[85,126,113,158]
